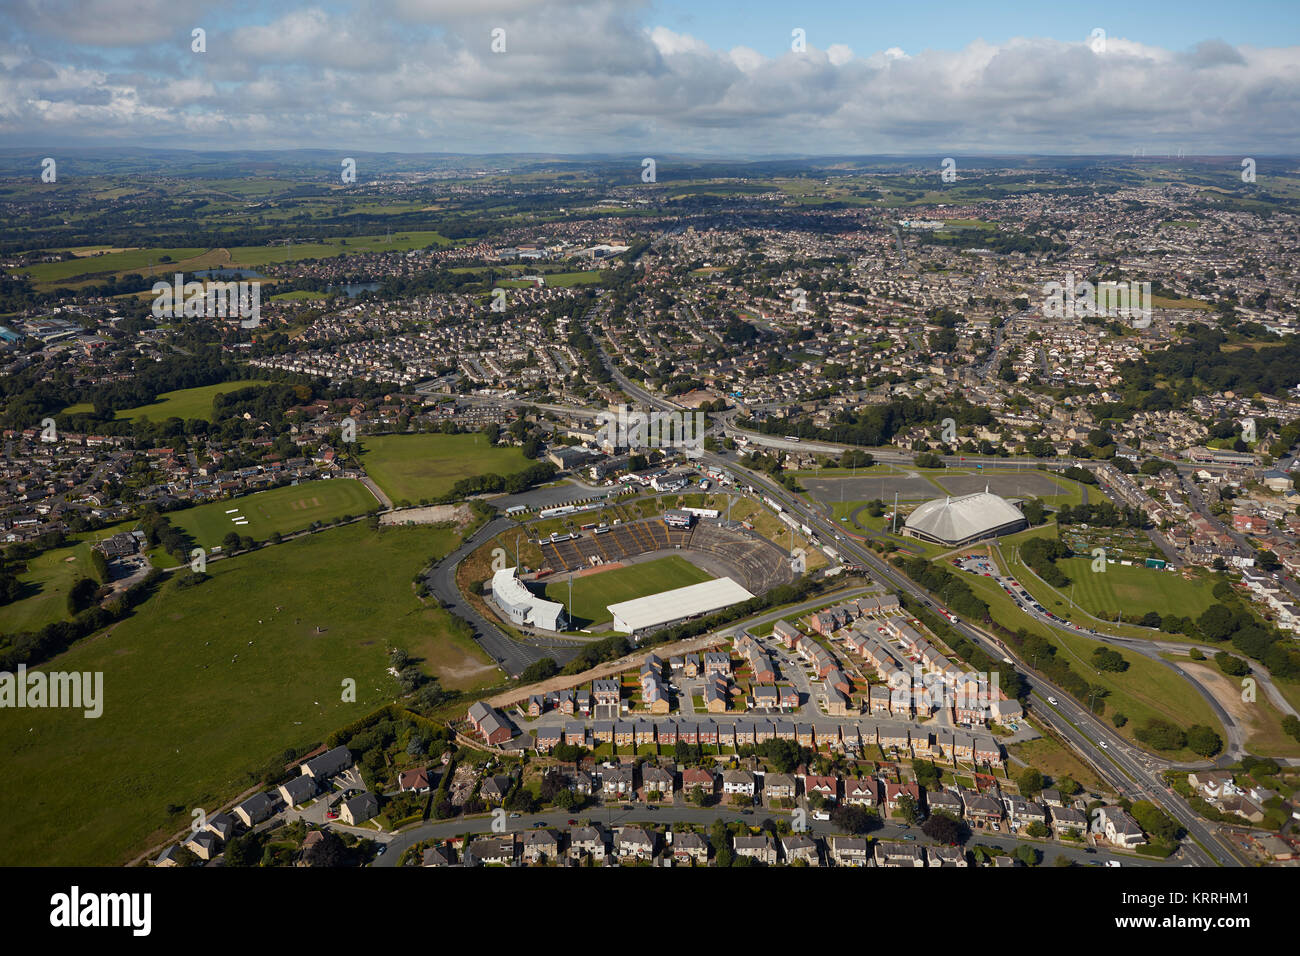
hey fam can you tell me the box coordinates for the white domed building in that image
[902,489,1028,548]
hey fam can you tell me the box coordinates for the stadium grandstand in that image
[490,566,567,631]
[607,577,755,636]
[537,517,793,593]
[902,489,1027,548]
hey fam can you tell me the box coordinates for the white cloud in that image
[0,3,1296,154]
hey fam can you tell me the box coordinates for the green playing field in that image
[165,479,381,548]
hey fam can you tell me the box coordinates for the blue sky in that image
[650,0,1300,56]
[1,0,1297,155]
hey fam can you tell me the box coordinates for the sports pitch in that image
[359,432,533,504]
[1052,557,1216,621]
[543,555,714,628]
[166,479,380,547]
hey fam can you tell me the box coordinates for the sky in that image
[1,0,1297,156]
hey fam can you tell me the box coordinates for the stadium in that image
[477,509,796,636]
[902,490,1028,548]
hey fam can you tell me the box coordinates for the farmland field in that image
[543,555,714,628]
[165,479,381,548]
[11,232,453,290]
[359,433,532,504]
[62,379,275,421]
[0,521,495,866]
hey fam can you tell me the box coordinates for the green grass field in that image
[0,521,496,866]
[0,522,138,634]
[958,569,1226,757]
[11,232,453,290]
[359,433,532,504]
[543,555,714,628]
[1049,557,1216,621]
[62,380,274,421]
[166,479,381,548]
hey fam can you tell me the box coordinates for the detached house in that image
[1098,806,1146,848]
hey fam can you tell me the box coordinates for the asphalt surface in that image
[417,316,1265,865]
[370,804,1175,868]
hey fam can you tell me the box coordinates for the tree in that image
[303,829,350,867]
[895,793,920,825]
[913,760,942,790]
[1134,718,1186,751]
[1017,767,1043,796]
[922,811,965,845]
[1092,647,1129,672]
[66,576,99,615]
[1196,604,1235,641]
[519,657,559,683]
[88,549,110,584]
[830,804,879,835]
[1282,714,1300,743]
[1131,800,1181,845]
[225,831,264,867]
[1186,725,1223,757]
[1214,651,1249,677]
[1015,844,1040,867]
[222,531,242,552]
[1056,776,1082,797]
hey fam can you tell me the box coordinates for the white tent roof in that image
[608,577,754,632]
[903,490,1025,544]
